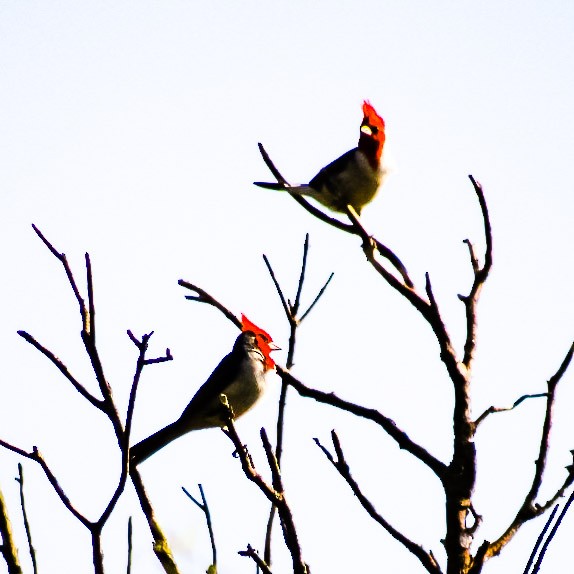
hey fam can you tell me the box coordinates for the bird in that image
[254,100,388,215]
[130,315,279,466]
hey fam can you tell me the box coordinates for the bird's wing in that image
[178,349,245,421]
[308,148,358,190]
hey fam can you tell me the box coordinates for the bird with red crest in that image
[255,100,388,215]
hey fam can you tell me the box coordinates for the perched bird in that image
[254,100,388,214]
[130,316,279,466]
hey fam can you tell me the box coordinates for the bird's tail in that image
[253,181,290,190]
[130,420,187,467]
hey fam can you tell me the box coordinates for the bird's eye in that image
[257,334,269,344]
[370,126,378,134]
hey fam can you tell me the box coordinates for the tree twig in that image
[15,464,37,574]
[182,484,217,568]
[127,516,133,574]
[477,342,574,563]
[238,544,273,574]
[530,496,574,574]
[277,366,446,479]
[178,280,242,329]
[522,505,558,574]
[459,175,494,369]
[261,236,333,565]
[473,393,548,430]
[315,431,442,574]
[220,396,308,574]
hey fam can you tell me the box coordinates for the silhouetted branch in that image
[238,544,272,574]
[315,431,442,574]
[16,330,104,410]
[474,393,547,429]
[0,442,91,527]
[127,516,133,574]
[10,227,179,574]
[479,342,574,563]
[277,367,446,479]
[530,497,574,574]
[182,484,217,568]
[523,505,558,574]
[220,396,308,574]
[262,235,333,564]
[459,175,493,368]
[130,466,181,574]
[178,280,242,329]
[15,464,37,574]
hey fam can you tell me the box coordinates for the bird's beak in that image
[360,124,373,136]
[268,342,281,351]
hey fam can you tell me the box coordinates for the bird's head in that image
[359,100,386,167]
[241,314,280,369]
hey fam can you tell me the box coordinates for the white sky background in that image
[1,1,573,573]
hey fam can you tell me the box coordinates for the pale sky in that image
[1,2,573,573]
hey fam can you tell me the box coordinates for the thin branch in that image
[129,466,181,574]
[0,442,91,528]
[344,204,414,288]
[17,330,104,410]
[220,397,308,574]
[277,367,446,479]
[182,484,217,567]
[315,431,442,574]
[127,516,133,574]
[256,143,355,233]
[15,464,37,574]
[0,481,23,574]
[459,175,494,368]
[238,544,273,574]
[99,332,170,529]
[531,496,574,574]
[473,393,548,429]
[31,224,87,323]
[262,254,290,319]
[292,233,310,316]
[178,280,242,329]
[262,236,333,566]
[481,342,574,561]
[523,505,558,574]
[299,272,334,323]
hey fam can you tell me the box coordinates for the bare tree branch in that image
[473,393,547,429]
[220,396,308,574]
[15,464,37,574]
[182,484,217,568]
[129,466,181,574]
[459,175,494,369]
[478,342,574,563]
[530,497,574,574]
[238,544,273,574]
[16,330,104,410]
[178,280,242,329]
[315,431,443,574]
[127,516,133,574]
[523,505,558,574]
[277,367,446,479]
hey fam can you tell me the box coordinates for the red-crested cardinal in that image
[255,101,388,214]
[130,315,279,466]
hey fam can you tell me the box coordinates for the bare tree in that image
[1,152,573,573]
